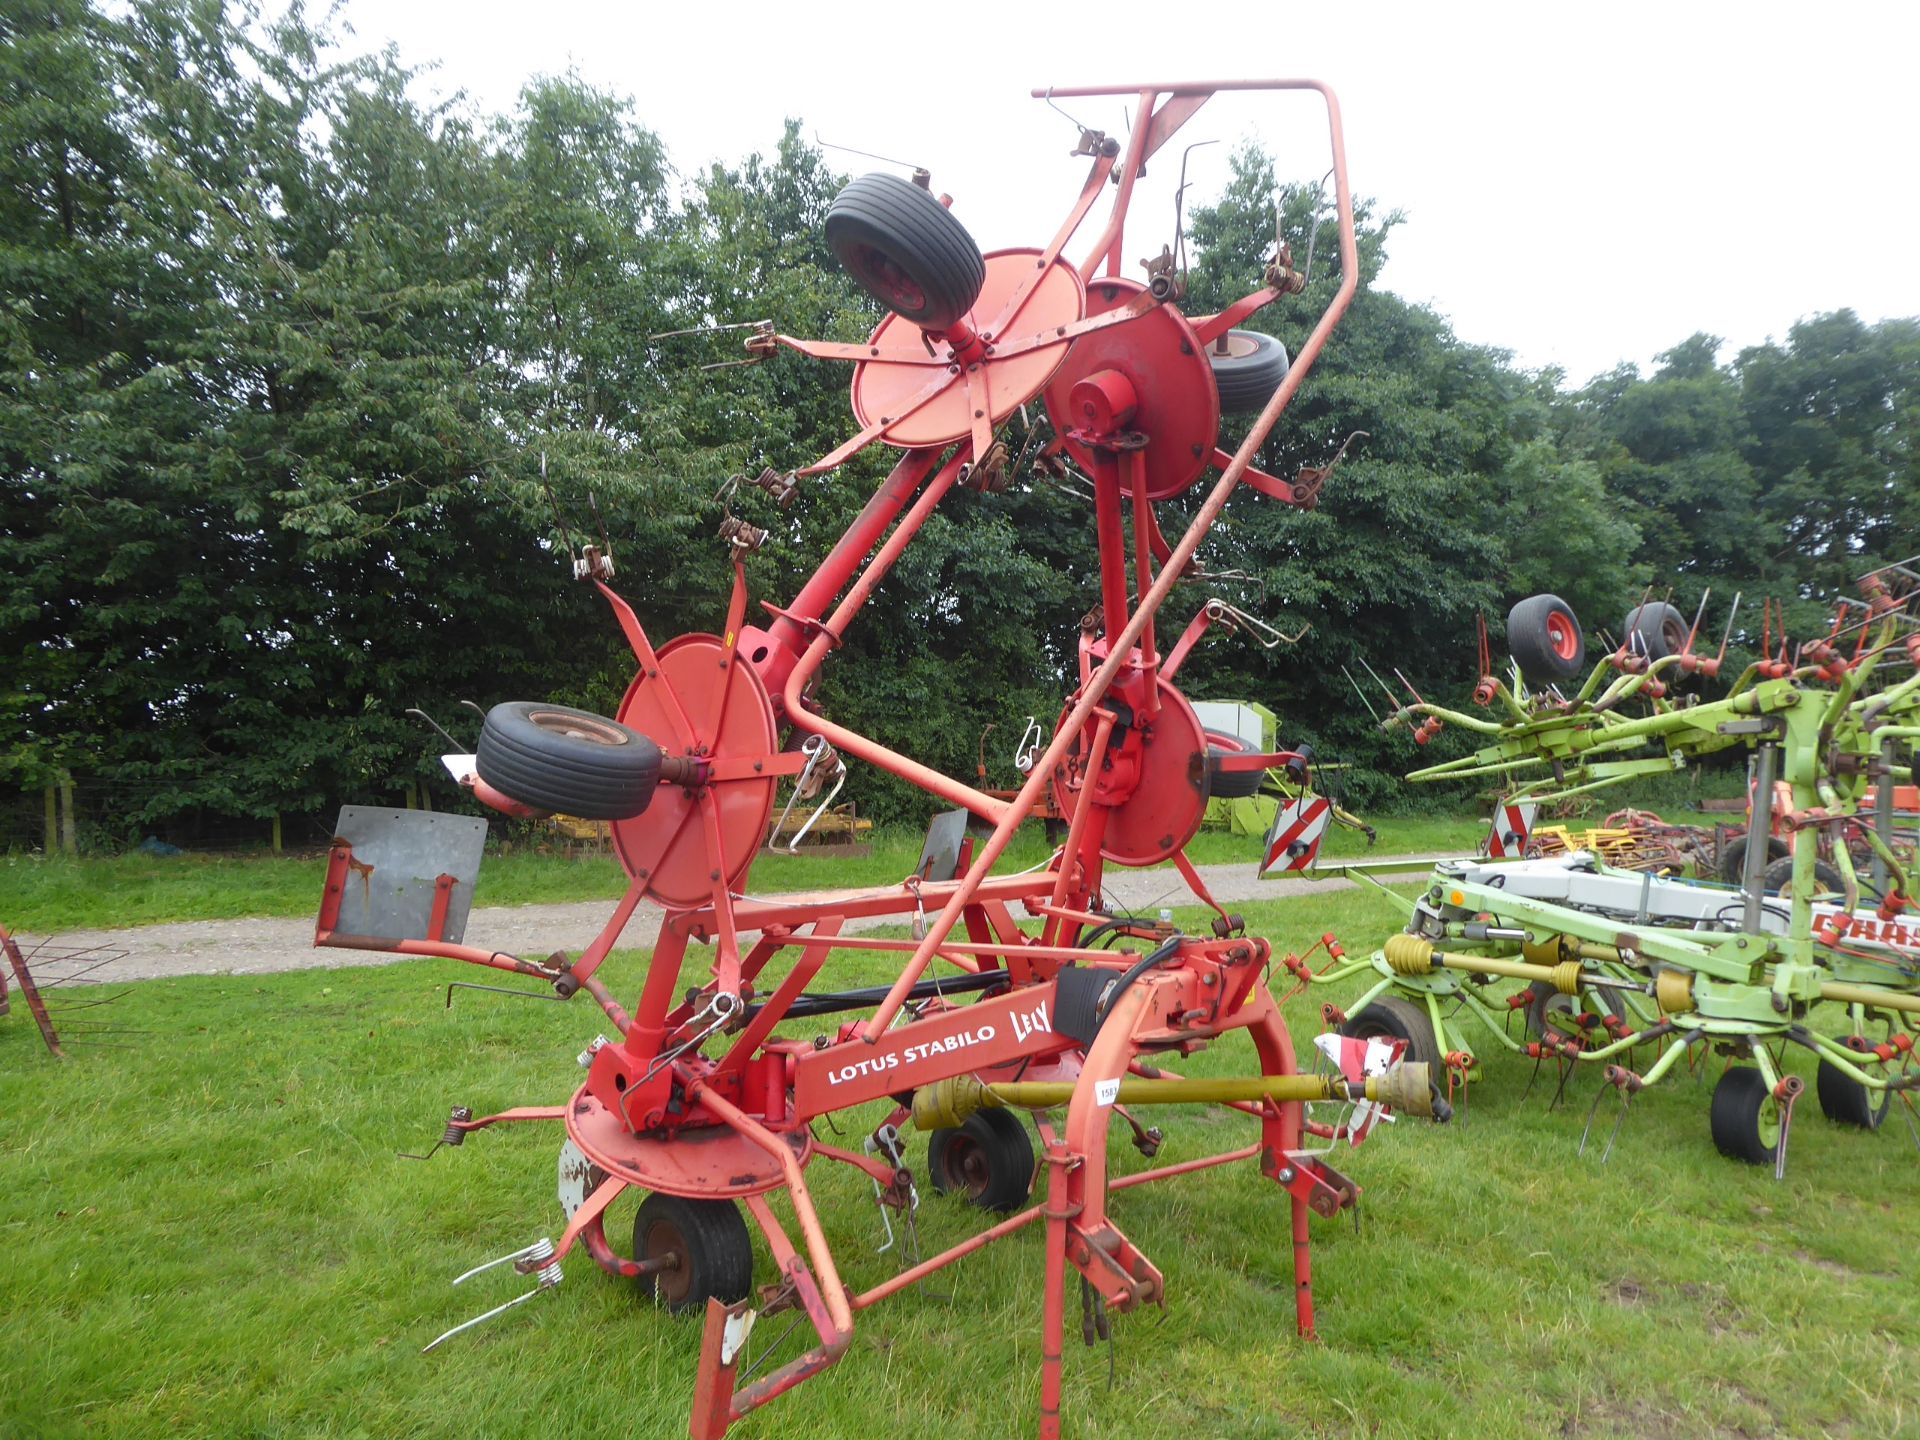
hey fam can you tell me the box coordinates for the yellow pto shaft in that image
[911,1063,1438,1131]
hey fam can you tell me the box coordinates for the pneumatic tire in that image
[1205,728,1266,800]
[1761,854,1846,902]
[927,1108,1035,1213]
[633,1192,755,1314]
[475,701,663,820]
[1621,601,1690,663]
[1507,594,1586,684]
[1719,833,1788,884]
[1708,1067,1779,1166]
[825,173,985,332]
[1339,994,1439,1068]
[1816,1056,1890,1130]
[1208,330,1291,415]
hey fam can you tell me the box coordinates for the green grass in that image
[0,813,1485,935]
[4,884,1916,1439]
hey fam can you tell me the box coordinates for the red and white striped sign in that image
[1312,1031,1410,1145]
[1481,800,1537,859]
[1261,795,1333,875]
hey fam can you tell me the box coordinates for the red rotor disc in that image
[851,248,1084,448]
[612,635,777,909]
[1043,276,1219,501]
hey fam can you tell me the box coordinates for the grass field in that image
[0,813,1489,934]
[4,883,1916,1439]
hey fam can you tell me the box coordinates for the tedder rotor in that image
[313,79,1446,1437]
[1293,575,1920,1172]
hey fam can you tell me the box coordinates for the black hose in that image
[1091,934,1185,1030]
[741,967,1013,1023]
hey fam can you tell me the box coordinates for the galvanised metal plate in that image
[329,806,487,944]
[914,808,970,883]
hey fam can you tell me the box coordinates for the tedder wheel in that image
[1815,1056,1890,1130]
[1708,1066,1781,1166]
[1204,728,1266,800]
[926,1107,1035,1213]
[1207,329,1291,415]
[1621,601,1690,663]
[1523,979,1630,1039]
[476,702,663,820]
[1761,854,1846,901]
[632,1192,754,1315]
[1339,995,1439,1068]
[1718,834,1788,884]
[825,173,986,333]
[1506,594,1586,684]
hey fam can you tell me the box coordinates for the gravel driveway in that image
[11,856,1440,985]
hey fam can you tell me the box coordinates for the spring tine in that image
[1340,665,1380,721]
[1601,1094,1631,1164]
[1716,592,1742,664]
[1547,1058,1572,1111]
[1521,1053,1544,1103]
[1898,1093,1920,1157]
[1578,1082,1609,1156]
[1358,656,1401,712]
[422,1283,542,1354]
[1685,589,1711,653]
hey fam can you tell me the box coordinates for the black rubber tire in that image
[1719,833,1788,884]
[1205,728,1266,800]
[825,173,985,332]
[1339,994,1438,1068]
[1816,1055,1890,1130]
[1207,329,1291,415]
[926,1108,1035,1213]
[1708,1067,1779,1166]
[1506,594,1587,684]
[632,1192,754,1315]
[1761,854,1846,901]
[1622,601,1690,663]
[1523,978,1631,1039]
[475,701,663,820]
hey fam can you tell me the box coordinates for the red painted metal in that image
[324,79,1409,1440]
[1045,276,1218,501]
[612,634,778,908]
[851,249,1084,448]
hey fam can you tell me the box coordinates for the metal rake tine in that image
[43,990,133,1013]
[1578,1082,1609,1156]
[1340,665,1380,721]
[1547,1057,1573,1111]
[1521,1053,1544,1103]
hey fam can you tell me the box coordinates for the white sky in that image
[339,0,1920,385]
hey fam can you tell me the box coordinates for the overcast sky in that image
[338,0,1919,386]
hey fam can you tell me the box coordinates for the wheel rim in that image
[852,244,927,314]
[1757,1092,1782,1150]
[1660,616,1688,653]
[1546,613,1578,661]
[942,1134,990,1200]
[640,1218,689,1304]
[529,710,631,746]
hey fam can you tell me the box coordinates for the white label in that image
[719,1307,756,1365]
[1094,1078,1120,1107]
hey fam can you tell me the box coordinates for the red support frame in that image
[323,79,1403,1440]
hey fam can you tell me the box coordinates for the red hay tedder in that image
[315,79,1443,1438]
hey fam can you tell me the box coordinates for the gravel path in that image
[13,856,1442,985]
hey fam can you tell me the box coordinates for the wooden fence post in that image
[58,770,77,858]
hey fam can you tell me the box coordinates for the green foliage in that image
[2,9,1917,842]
